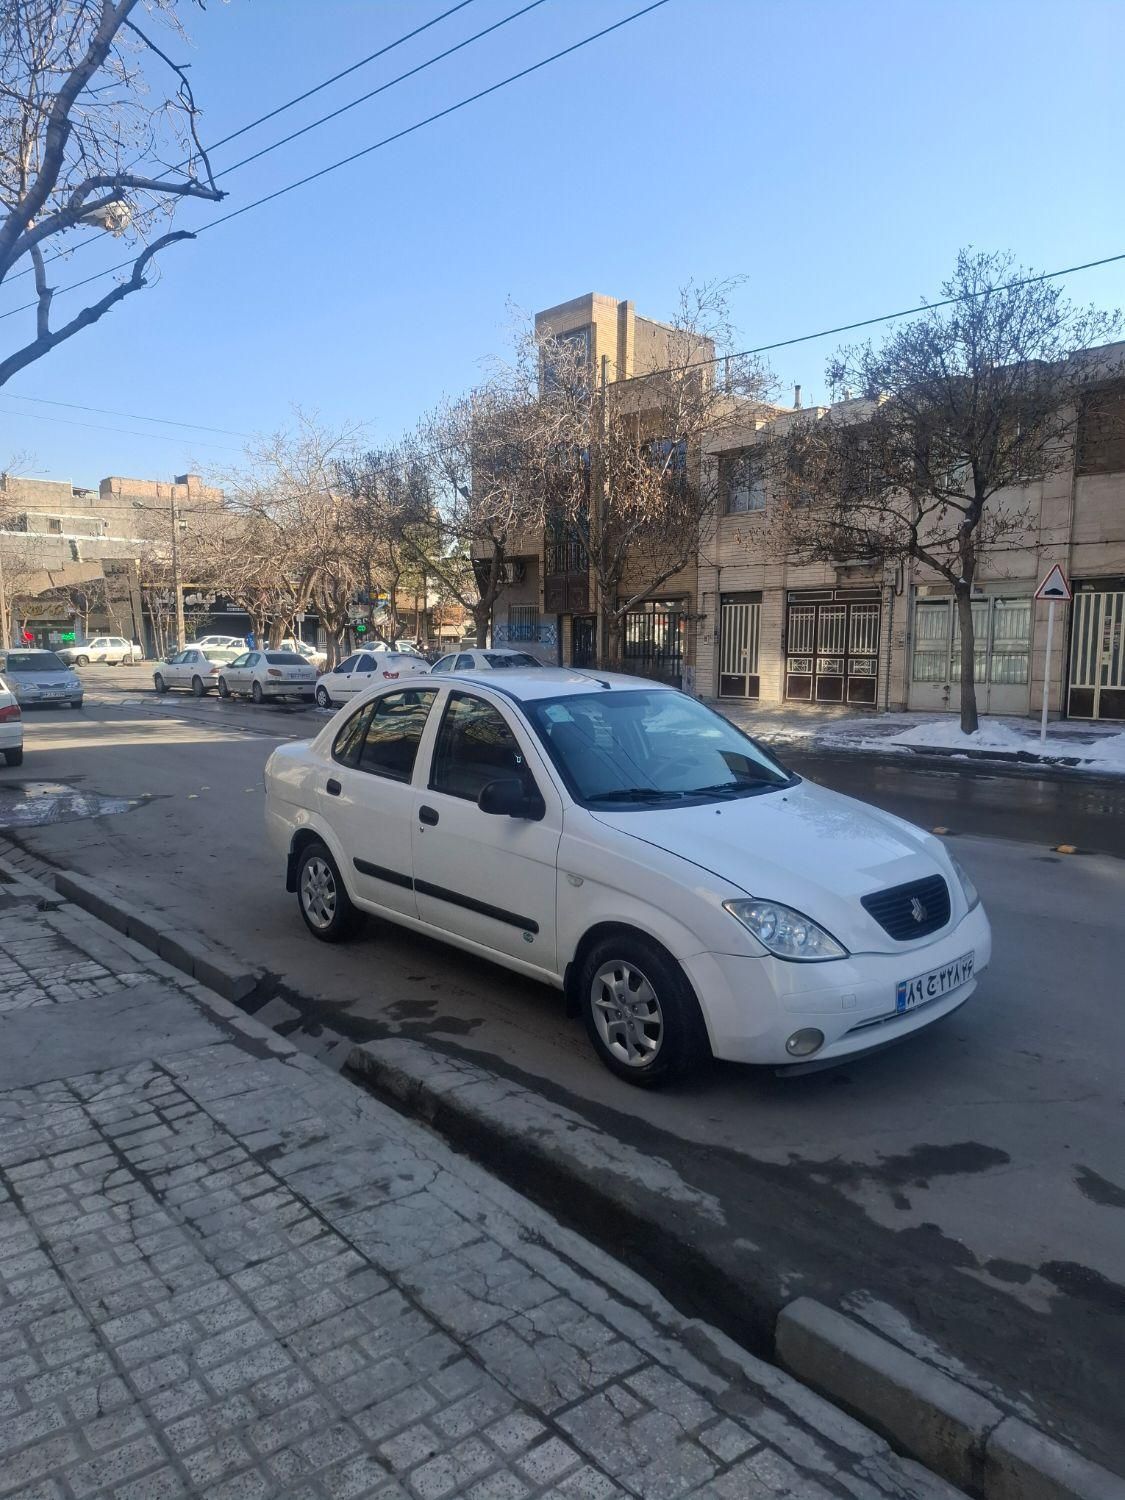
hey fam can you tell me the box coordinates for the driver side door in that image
[411,689,562,974]
[224,652,255,693]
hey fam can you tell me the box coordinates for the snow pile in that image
[1077,732,1125,772]
[890,720,1034,754]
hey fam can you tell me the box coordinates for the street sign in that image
[1035,564,1072,602]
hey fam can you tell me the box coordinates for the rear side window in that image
[332,703,373,766]
[430,692,530,801]
[356,689,438,781]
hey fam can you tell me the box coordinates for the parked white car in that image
[265,669,990,1085]
[194,634,245,652]
[430,648,544,673]
[0,650,83,709]
[280,638,328,669]
[314,650,431,708]
[218,649,317,703]
[56,635,137,666]
[153,646,242,696]
[0,680,22,766]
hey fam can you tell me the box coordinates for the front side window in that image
[230,653,250,668]
[335,654,360,675]
[455,654,475,671]
[527,689,793,807]
[430,655,455,673]
[356,689,438,781]
[430,693,532,801]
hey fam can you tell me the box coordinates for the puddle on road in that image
[0,780,138,827]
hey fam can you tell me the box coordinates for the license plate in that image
[896,952,974,1013]
[40,688,66,697]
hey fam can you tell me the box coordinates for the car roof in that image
[436,667,676,702]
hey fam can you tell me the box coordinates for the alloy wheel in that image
[590,960,663,1068]
[300,856,336,931]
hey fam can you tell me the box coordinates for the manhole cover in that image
[0,781,137,827]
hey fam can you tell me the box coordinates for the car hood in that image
[590,778,958,954]
[11,669,76,686]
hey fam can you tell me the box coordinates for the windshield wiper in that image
[692,779,782,798]
[586,788,687,803]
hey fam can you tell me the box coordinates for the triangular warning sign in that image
[1035,564,1072,602]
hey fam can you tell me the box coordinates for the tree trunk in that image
[954,585,979,734]
[474,603,490,648]
[603,611,625,673]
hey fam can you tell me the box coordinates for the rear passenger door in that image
[411,690,562,973]
[319,688,439,918]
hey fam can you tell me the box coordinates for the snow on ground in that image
[711,702,1125,775]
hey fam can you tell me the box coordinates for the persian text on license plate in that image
[896,951,974,1013]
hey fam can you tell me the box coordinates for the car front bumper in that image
[683,902,992,1066]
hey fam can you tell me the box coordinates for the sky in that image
[1,0,1124,487]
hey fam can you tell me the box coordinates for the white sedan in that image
[265,669,990,1086]
[430,648,545,672]
[194,634,245,652]
[218,649,317,703]
[56,635,137,666]
[153,646,241,696]
[314,650,431,708]
[0,680,22,767]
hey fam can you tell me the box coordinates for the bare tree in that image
[764,249,1124,732]
[0,0,223,387]
[542,281,772,668]
[335,445,432,651]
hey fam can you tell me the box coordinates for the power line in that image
[1,393,252,438]
[0,403,244,451]
[0,0,485,287]
[0,0,672,323]
[220,0,552,180]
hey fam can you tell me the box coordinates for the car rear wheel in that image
[75,655,89,666]
[296,841,362,942]
[578,933,710,1087]
[154,673,167,694]
[3,747,22,767]
[315,684,332,708]
[191,675,205,698]
[218,677,230,698]
[251,681,264,704]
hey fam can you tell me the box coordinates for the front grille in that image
[861,874,950,941]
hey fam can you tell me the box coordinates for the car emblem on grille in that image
[910,896,928,923]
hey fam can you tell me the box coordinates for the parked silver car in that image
[0,650,83,708]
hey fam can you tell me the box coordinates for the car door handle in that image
[419,805,439,826]
[326,778,342,797]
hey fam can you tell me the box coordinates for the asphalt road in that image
[4,665,1125,1469]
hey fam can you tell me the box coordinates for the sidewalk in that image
[710,702,1125,774]
[0,865,961,1500]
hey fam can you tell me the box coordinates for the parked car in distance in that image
[218,650,317,703]
[280,637,327,669]
[265,669,990,1086]
[430,648,545,673]
[0,650,83,709]
[314,650,431,708]
[193,634,245,652]
[55,635,137,666]
[0,680,22,765]
[153,646,242,696]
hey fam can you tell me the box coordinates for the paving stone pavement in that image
[0,860,965,1500]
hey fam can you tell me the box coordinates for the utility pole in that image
[0,543,9,650]
[170,491,186,652]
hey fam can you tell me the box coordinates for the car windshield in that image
[485,652,540,668]
[526,689,794,807]
[3,651,66,672]
[265,651,307,665]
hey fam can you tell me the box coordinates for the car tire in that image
[251,681,264,704]
[191,675,205,698]
[578,932,710,1087]
[70,700,83,710]
[295,840,363,942]
[315,684,332,708]
[75,655,89,666]
[154,673,167,694]
[3,747,22,767]
[218,678,230,698]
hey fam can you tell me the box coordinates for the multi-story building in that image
[698,366,1125,723]
[486,293,714,686]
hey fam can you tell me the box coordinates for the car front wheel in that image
[154,673,167,694]
[315,684,332,708]
[578,933,710,1087]
[296,841,362,942]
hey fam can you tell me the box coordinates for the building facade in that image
[699,375,1125,723]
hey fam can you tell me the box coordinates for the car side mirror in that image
[478,778,543,820]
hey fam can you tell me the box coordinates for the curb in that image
[45,863,1125,1500]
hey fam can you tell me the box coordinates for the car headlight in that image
[950,856,979,911]
[723,899,848,961]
